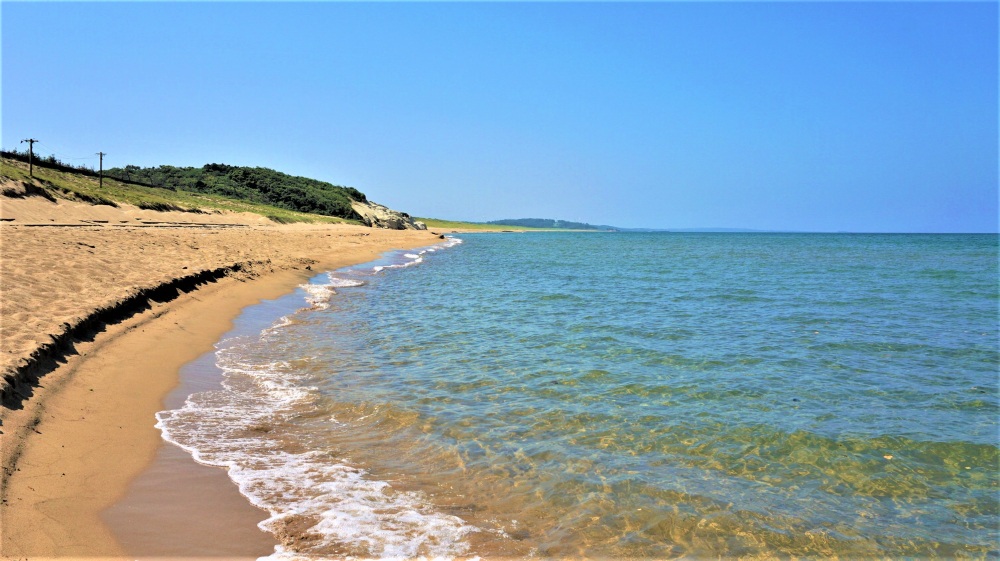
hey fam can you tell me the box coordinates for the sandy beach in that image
[0,192,441,558]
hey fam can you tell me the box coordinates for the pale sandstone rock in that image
[351,200,426,230]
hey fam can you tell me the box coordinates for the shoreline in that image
[0,222,438,558]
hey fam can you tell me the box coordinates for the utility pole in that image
[97,152,106,188]
[20,138,38,177]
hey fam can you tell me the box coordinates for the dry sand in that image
[0,192,443,558]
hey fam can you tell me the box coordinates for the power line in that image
[97,152,107,188]
[20,138,38,177]
[36,141,96,161]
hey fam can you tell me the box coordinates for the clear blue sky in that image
[3,2,996,232]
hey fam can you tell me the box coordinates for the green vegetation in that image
[486,218,615,230]
[417,217,546,231]
[1,149,618,230]
[0,156,354,224]
[105,163,366,221]
[418,217,617,231]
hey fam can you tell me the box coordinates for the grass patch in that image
[54,184,119,206]
[1,180,59,202]
[137,201,184,212]
[266,214,293,224]
[1,157,360,225]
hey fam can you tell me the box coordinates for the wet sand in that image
[0,195,440,558]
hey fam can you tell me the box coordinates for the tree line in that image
[3,148,372,222]
[104,163,367,221]
[486,218,614,230]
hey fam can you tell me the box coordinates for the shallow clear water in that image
[158,233,999,559]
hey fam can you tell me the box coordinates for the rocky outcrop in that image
[352,201,426,230]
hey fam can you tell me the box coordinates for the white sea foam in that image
[373,258,423,273]
[374,261,418,273]
[299,283,337,309]
[155,236,475,558]
[325,274,366,288]
[155,343,477,559]
[298,275,366,310]
[369,238,461,274]
[260,315,296,340]
[241,452,476,560]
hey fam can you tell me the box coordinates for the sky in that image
[2,2,997,232]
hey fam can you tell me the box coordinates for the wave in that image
[155,236,473,558]
[372,237,461,273]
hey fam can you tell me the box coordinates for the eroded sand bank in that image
[0,194,441,558]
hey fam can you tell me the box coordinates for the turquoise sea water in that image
[158,233,999,559]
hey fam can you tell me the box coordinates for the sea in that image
[155,232,999,559]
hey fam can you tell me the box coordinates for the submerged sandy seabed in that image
[0,192,441,558]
